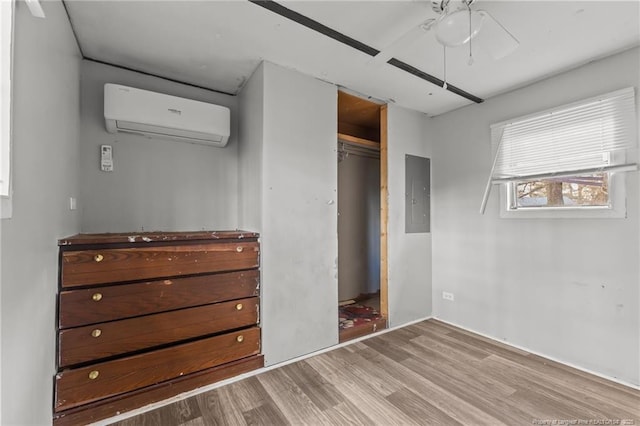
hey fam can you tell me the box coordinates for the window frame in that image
[1,0,14,219]
[499,172,627,219]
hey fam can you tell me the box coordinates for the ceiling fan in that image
[370,0,519,75]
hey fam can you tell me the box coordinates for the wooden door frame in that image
[380,105,389,320]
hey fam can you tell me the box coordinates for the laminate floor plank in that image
[429,320,531,356]
[326,345,512,425]
[482,354,640,419]
[389,325,424,341]
[436,322,640,411]
[403,339,517,399]
[109,319,640,426]
[256,367,333,424]
[411,329,491,361]
[178,417,206,426]
[361,348,533,426]
[321,400,375,426]
[386,387,463,425]
[279,361,342,410]
[367,326,416,348]
[491,348,640,413]
[112,408,163,426]
[359,336,413,363]
[409,320,453,336]
[304,355,419,425]
[219,376,272,412]
[195,387,246,426]
[241,400,290,426]
[150,398,201,425]
[320,348,405,397]
[409,332,491,365]
[345,341,369,351]
[523,351,640,403]
[305,350,405,399]
[401,356,518,425]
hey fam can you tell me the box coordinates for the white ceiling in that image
[64,0,640,116]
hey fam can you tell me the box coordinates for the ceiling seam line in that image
[387,59,484,103]
[248,0,484,104]
[248,0,379,57]
[61,0,85,58]
[83,58,236,97]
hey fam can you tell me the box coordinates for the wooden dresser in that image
[53,231,262,425]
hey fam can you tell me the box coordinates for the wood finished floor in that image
[110,319,640,426]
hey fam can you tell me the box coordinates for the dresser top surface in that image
[59,230,259,246]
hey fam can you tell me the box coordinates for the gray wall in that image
[79,60,239,232]
[431,47,640,386]
[387,105,433,326]
[0,1,81,424]
[238,63,264,233]
[338,153,380,300]
[239,62,339,366]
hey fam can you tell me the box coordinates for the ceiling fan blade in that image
[476,10,519,60]
[368,19,436,66]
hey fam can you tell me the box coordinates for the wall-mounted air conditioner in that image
[104,84,230,147]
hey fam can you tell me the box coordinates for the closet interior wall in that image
[337,91,383,304]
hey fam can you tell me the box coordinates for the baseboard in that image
[93,315,434,425]
[433,317,640,391]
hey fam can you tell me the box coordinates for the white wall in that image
[0,1,81,424]
[387,105,433,326]
[238,63,264,233]
[79,60,239,233]
[431,47,640,386]
[239,62,339,366]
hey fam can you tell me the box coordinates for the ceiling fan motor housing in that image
[431,0,449,13]
[432,0,477,13]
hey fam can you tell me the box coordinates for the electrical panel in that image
[405,154,430,233]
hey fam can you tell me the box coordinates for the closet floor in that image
[339,295,386,343]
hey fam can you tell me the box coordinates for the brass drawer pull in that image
[92,293,102,302]
[91,329,102,338]
[94,254,104,262]
[88,370,99,380]
[236,303,243,311]
[236,335,244,343]
[236,246,243,253]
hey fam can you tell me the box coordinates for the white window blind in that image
[480,87,638,214]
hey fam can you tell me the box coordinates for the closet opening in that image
[337,90,388,343]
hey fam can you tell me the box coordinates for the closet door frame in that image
[380,105,389,320]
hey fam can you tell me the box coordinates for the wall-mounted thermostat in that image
[100,145,113,172]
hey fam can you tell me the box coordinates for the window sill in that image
[500,205,626,219]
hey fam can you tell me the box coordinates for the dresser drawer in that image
[55,327,261,411]
[61,241,259,288]
[58,297,259,368]
[59,270,259,329]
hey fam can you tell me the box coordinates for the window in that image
[1,0,13,203]
[511,173,609,209]
[481,87,638,218]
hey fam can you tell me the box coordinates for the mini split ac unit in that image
[104,84,230,147]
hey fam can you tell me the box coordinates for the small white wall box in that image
[104,84,230,147]
[100,144,113,172]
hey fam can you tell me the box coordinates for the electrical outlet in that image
[442,291,455,301]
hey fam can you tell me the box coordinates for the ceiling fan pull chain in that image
[442,45,448,90]
[468,3,474,65]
